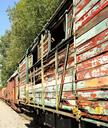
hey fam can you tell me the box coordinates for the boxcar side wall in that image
[75,0,108,122]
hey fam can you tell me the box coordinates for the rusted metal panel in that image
[77,41,108,63]
[1,88,7,100]
[77,75,108,90]
[76,1,108,31]
[6,78,17,104]
[0,89,2,98]
[76,18,108,47]
[77,52,108,72]
[76,7,108,37]
[75,0,100,22]
[76,29,108,55]
[75,0,90,14]
[77,63,108,81]
[78,100,108,116]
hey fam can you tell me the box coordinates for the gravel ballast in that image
[0,100,30,128]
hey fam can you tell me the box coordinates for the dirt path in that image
[0,100,30,128]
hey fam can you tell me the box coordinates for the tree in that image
[0,0,61,86]
[0,31,11,85]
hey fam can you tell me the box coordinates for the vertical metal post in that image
[41,35,45,107]
[48,30,51,53]
[55,49,59,110]
[73,0,77,96]
[59,43,70,107]
[26,49,29,84]
[32,67,35,104]
[73,0,81,121]
[65,10,68,39]
[25,49,29,102]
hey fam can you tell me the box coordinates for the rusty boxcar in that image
[1,0,108,128]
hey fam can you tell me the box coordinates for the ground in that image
[0,100,30,128]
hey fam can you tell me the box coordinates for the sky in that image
[0,0,19,36]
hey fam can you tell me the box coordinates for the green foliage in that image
[0,31,11,85]
[0,0,61,86]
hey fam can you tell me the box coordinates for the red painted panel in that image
[76,0,108,31]
[62,91,75,99]
[0,89,2,98]
[77,52,108,72]
[81,112,108,122]
[77,63,108,81]
[78,90,108,100]
[76,7,108,37]
[75,0,100,22]
[77,41,108,63]
[75,0,90,14]
[1,88,6,100]
[77,75,108,90]
[77,29,108,55]
[78,100,108,116]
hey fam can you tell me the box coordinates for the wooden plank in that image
[77,40,108,63]
[67,54,74,68]
[61,100,76,110]
[67,8,72,38]
[75,0,90,14]
[44,99,56,107]
[81,118,108,126]
[45,92,56,99]
[73,0,81,6]
[62,91,75,99]
[77,63,108,81]
[63,82,75,92]
[76,7,108,37]
[76,1,108,31]
[77,52,108,72]
[75,0,99,22]
[23,103,77,119]
[45,85,56,92]
[78,100,108,116]
[76,29,108,55]
[76,18,108,47]
[78,90,108,100]
[77,75,108,90]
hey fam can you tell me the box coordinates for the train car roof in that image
[7,70,18,82]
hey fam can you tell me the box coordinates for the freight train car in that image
[1,0,108,128]
[17,0,108,127]
[0,87,3,99]
[3,71,19,110]
[0,87,7,101]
